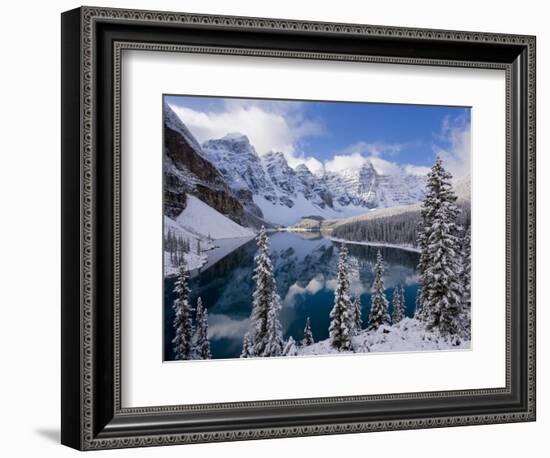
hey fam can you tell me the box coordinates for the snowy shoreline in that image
[164,235,255,279]
[327,236,421,253]
[298,318,470,356]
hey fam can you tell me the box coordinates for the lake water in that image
[164,231,420,360]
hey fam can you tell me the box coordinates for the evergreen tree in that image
[172,262,194,360]
[302,317,314,346]
[458,231,471,338]
[332,210,422,248]
[352,293,363,334]
[416,157,463,335]
[391,285,406,324]
[331,198,469,250]
[165,230,172,263]
[329,243,353,351]
[282,336,298,356]
[262,293,284,357]
[241,332,253,358]
[194,297,212,359]
[196,239,201,255]
[247,226,284,357]
[177,236,184,265]
[368,250,391,330]
[414,288,424,320]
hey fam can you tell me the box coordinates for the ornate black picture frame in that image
[61,6,536,450]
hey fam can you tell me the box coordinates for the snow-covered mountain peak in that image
[203,133,258,158]
[361,159,377,173]
[294,163,312,174]
[201,134,274,200]
[186,126,427,225]
[164,103,204,154]
[223,132,249,141]
[263,151,289,166]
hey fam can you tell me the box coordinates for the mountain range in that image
[164,103,428,228]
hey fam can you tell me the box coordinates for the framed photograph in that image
[61,6,536,450]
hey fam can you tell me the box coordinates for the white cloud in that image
[168,101,323,170]
[283,275,326,306]
[323,114,470,179]
[324,152,369,174]
[324,152,419,177]
[433,115,471,180]
[207,314,250,339]
[168,100,461,178]
[404,164,431,176]
[369,157,402,176]
[339,141,405,157]
[287,155,325,175]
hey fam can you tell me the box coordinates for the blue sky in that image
[165,94,471,178]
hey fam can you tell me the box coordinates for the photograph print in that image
[163,95,472,362]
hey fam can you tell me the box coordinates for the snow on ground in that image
[164,195,255,276]
[253,194,376,227]
[176,194,255,239]
[164,216,214,249]
[298,318,469,356]
[164,216,213,274]
[164,251,207,277]
[163,236,254,278]
[327,236,421,253]
[253,194,331,226]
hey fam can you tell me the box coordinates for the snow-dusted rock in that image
[201,133,427,226]
[324,160,426,209]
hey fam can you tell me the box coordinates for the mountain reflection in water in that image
[164,231,420,360]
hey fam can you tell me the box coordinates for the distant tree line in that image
[332,202,470,249]
[165,229,191,265]
[165,229,208,265]
[332,211,421,247]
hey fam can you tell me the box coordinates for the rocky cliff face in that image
[166,106,428,227]
[323,161,426,209]
[163,104,260,227]
[202,135,337,218]
[202,133,426,225]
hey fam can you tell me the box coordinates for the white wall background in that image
[0,0,545,456]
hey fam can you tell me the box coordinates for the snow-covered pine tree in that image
[414,288,424,320]
[172,262,194,360]
[282,336,298,356]
[352,293,363,334]
[368,250,391,330]
[302,317,314,346]
[247,226,284,357]
[262,292,284,357]
[194,297,212,359]
[184,238,189,253]
[241,332,253,358]
[417,157,464,335]
[178,236,185,265]
[391,285,406,324]
[165,229,173,264]
[458,231,471,338]
[329,243,353,351]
